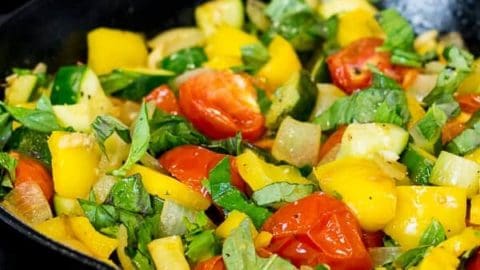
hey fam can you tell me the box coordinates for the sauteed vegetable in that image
[2,0,480,269]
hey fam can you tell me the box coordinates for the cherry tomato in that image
[194,256,225,270]
[318,125,346,161]
[179,70,265,140]
[11,152,53,201]
[327,37,399,94]
[456,93,480,114]
[361,230,385,248]
[145,84,180,114]
[158,145,246,197]
[262,193,372,270]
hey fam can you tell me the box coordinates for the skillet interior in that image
[0,0,478,268]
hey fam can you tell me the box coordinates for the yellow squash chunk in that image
[236,150,311,191]
[418,227,480,269]
[34,217,73,241]
[257,35,302,90]
[337,9,384,47]
[88,27,147,75]
[470,195,480,225]
[318,0,377,19]
[414,30,439,56]
[254,231,273,249]
[384,186,466,250]
[195,0,244,37]
[216,210,258,238]
[117,225,135,270]
[129,164,211,210]
[465,147,480,164]
[148,236,190,270]
[59,237,94,256]
[48,131,101,199]
[204,56,243,70]
[314,157,397,231]
[69,216,118,259]
[204,25,259,65]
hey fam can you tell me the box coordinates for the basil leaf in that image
[78,199,119,230]
[240,44,270,73]
[0,112,12,151]
[265,0,310,22]
[256,88,272,115]
[409,104,447,155]
[205,133,244,156]
[391,49,422,68]
[2,96,62,133]
[419,218,446,246]
[252,182,314,207]
[5,127,51,166]
[108,174,152,214]
[160,47,207,74]
[148,109,208,156]
[395,245,430,269]
[0,152,17,180]
[113,102,150,176]
[208,158,271,228]
[446,111,480,155]
[91,115,131,154]
[185,230,221,264]
[377,8,415,52]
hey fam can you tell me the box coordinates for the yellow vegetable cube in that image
[216,210,258,238]
[254,231,273,249]
[384,186,466,250]
[236,150,311,191]
[48,131,101,199]
[69,217,118,259]
[59,237,94,256]
[129,164,211,210]
[34,217,73,241]
[417,246,459,270]
[148,236,190,270]
[337,9,384,47]
[471,195,480,225]
[88,27,148,75]
[204,56,243,70]
[318,0,377,19]
[406,93,426,129]
[314,157,397,231]
[257,35,302,90]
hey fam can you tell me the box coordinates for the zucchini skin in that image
[5,126,51,167]
[50,66,87,105]
[400,144,435,185]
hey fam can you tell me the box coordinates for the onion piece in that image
[369,247,402,267]
[407,73,438,102]
[160,199,198,236]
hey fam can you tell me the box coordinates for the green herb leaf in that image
[78,199,119,230]
[108,174,152,214]
[160,47,208,74]
[205,133,244,156]
[113,102,150,176]
[419,218,446,246]
[5,127,51,166]
[409,104,447,155]
[395,245,430,269]
[148,109,208,156]
[252,182,314,207]
[265,0,310,22]
[446,111,480,155]
[0,152,17,181]
[240,44,270,73]
[185,230,221,263]
[391,49,422,68]
[91,115,131,154]
[209,158,271,228]
[0,112,12,151]
[256,88,272,114]
[377,8,415,52]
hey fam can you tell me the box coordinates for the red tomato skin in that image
[327,37,399,94]
[457,93,480,114]
[361,230,385,248]
[318,125,346,160]
[158,145,246,197]
[145,84,180,114]
[179,70,265,141]
[194,256,225,270]
[467,249,480,270]
[12,153,53,201]
[262,193,372,270]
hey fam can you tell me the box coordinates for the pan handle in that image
[0,0,31,25]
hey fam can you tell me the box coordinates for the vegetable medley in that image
[2,0,480,269]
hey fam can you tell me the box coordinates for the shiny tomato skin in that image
[467,249,480,270]
[145,84,180,114]
[262,193,372,270]
[194,256,225,270]
[361,230,385,248]
[179,70,265,140]
[327,37,399,94]
[12,153,53,201]
[457,93,480,114]
[318,125,347,160]
[158,145,246,197]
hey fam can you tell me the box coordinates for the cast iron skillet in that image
[0,0,479,269]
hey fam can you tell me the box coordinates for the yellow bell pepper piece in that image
[88,27,147,75]
[414,30,439,56]
[216,210,258,238]
[417,227,480,270]
[48,131,101,199]
[236,150,311,191]
[204,56,243,70]
[69,216,118,259]
[148,236,190,270]
[60,237,95,256]
[205,25,259,60]
[470,195,480,225]
[318,0,377,19]
[34,217,73,240]
[254,231,273,249]
[257,35,302,90]
[337,9,384,47]
[129,164,211,210]
[314,157,397,231]
[195,0,244,37]
[465,147,480,164]
[384,186,466,250]
[117,225,135,270]
[406,93,426,129]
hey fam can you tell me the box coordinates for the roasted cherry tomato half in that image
[179,70,265,140]
[145,84,180,114]
[262,193,372,270]
[318,125,347,161]
[457,93,480,114]
[327,37,399,94]
[11,152,53,201]
[158,145,246,197]
[194,256,225,270]
[361,230,385,249]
